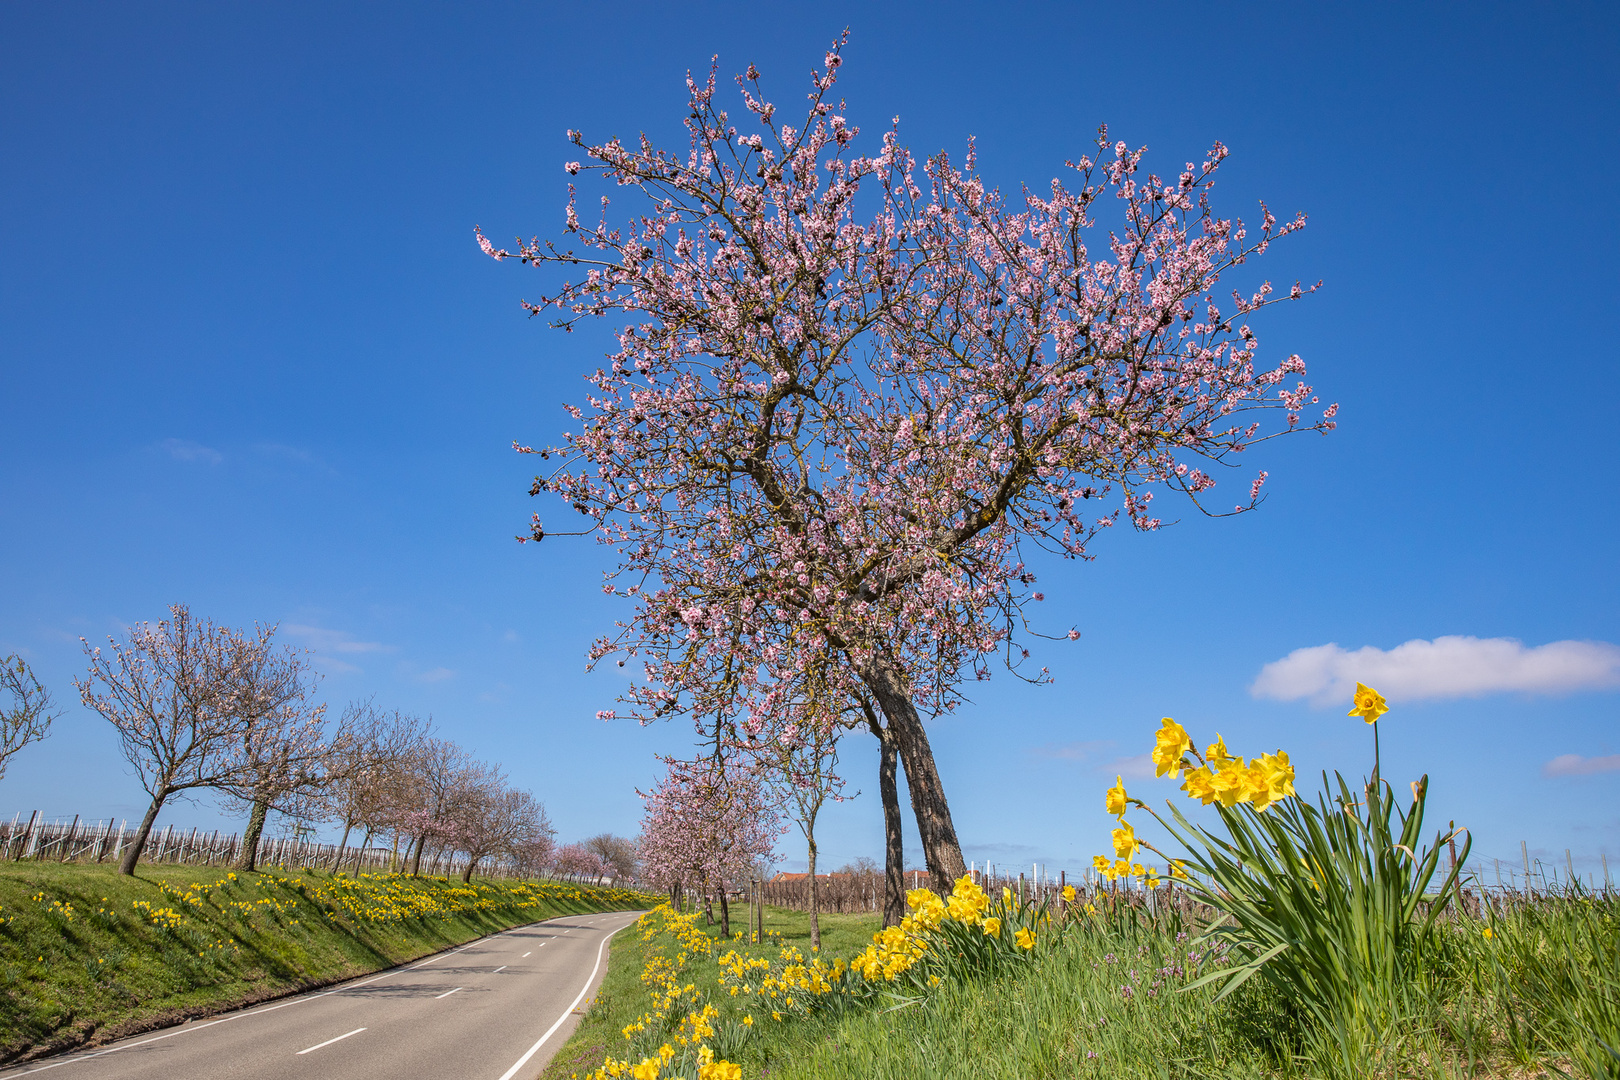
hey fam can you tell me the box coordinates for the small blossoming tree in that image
[638,756,780,935]
[481,37,1334,890]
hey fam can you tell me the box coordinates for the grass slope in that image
[0,861,656,1065]
[543,893,1617,1079]
[541,904,880,1080]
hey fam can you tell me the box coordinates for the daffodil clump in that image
[1090,686,1474,1060]
[592,876,1067,1079]
[1089,717,1294,885]
[586,904,746,1080]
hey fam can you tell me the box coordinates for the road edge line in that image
[495,914,636,1080]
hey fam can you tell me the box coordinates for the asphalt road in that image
[1,909,646,1080]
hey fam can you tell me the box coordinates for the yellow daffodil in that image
[981,916,1002,938]
[1014,927,1036,950]
[1348,682,1388,724]
[1152,717,1194,778]
[1106,775,1128,817]
[1061,884,1076,903]
[1181,764,1217,805]
[631,1058,660,1080]
[1111,819,1138,860]
[1205,734,1233,767]
[1092,854,1111,874]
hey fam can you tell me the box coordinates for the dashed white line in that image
[493,966,507,974]
[521,951,532,958]
[296,1028,366,1055]
[435,987,463,1000]
[495,919,629,1080]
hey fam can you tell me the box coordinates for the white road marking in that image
[0,911,635,1077]
[521,952,532,958]
[296,1028,366,1055]
[496,918,631,1080]
[493,966,507,973]
[435,987,463,1000]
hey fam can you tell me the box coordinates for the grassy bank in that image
[0,861,656,1065]
[540,903,880,1080]
[545,889,1617,1080]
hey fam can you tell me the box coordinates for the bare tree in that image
[1,655,59,782]
[77,605,268,874]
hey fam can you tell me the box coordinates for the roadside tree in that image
[77,605,270,874]
[1,655,59,782]
[481,40,1333,891]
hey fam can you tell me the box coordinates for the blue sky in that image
[2,2,1616,884]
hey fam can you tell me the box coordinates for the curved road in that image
[1,910,645,1080]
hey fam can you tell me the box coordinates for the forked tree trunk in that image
[236,798,269,871]
[119,792,168,876]
[408,833,426,876]
[862,656,965,894]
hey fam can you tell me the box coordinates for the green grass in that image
[0,860,658,1066]
[546,891,1618,1080]
[540,902,880,1080]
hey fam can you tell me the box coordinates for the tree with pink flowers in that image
[638,756,779,935]
[481,36,1334,891]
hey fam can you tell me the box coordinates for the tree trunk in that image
[408,833,425,876]
[236,798,269,872]
[718,885,730,938]
[333,818,354,870]
[807,830,821,952]
[354,827,373,874]
[670,879,681,911]
[862,655,965,894]
[875,722,906,927]
[119,793,167,876]
[461,856,478,883]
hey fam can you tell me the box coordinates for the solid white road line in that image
[296,1028,366,1056]
[495,918,630,1080]
[0,912,622,1077]
[434,987,463,1000]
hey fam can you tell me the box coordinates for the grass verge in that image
[539,904,880,1080]
[544,890,1617,1079]
[0,860,657,1065]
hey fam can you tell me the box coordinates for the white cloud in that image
[1102,753,1157,780]
[159,438,222,465]
[1030,740,1112,762]
[1251,636,1620,705]
[1543,754,1620,778]
[282,625,389,655]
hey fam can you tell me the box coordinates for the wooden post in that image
[22,811,41,859]
[58,815,80,862]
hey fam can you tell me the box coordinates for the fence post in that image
[21,811,41,859]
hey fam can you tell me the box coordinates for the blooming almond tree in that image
[1,655,59,783]
[221,634,331,872]
[78,605,277,875]
[481,39,1334,891]
[638,756,780,934]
